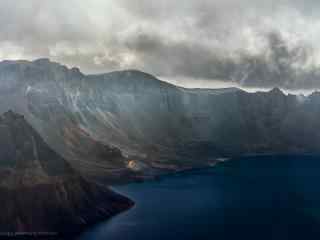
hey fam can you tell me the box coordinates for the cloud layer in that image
[1,0,320,89]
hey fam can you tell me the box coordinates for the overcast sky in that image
[1,0,320,89]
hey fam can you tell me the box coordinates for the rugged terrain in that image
[0,110,133,235]
[0,59,320,179]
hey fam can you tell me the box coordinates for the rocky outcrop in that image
[0,110,133,235]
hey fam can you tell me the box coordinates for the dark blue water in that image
[78,155,320,240]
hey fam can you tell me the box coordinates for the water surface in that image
[78,155,320,240]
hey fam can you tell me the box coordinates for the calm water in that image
[78,155,320,240]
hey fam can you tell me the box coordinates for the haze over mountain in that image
[0,59,320,180]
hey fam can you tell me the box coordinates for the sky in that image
[1,0,320,89]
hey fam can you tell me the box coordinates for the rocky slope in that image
[0,110,133,235]
[0,59,320,177]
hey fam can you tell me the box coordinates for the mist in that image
[1,0,320,89]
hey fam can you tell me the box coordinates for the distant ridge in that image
[0,58,315,93]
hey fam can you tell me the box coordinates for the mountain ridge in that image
[0,110,133,234]
[0,58,306,94]
[0,58,320,181]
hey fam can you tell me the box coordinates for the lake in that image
[78,155,320,240]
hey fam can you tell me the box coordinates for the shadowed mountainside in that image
[0,110,133,234]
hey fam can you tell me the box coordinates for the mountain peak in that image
[106,69,159,80]
[33,58,51,65]
[1,110,24,121]
[98,69,178,90]
[0,110,73,178]
[269,87,284,96]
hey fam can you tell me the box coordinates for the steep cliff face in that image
[0,111,133,234]
[0,59,131,180]
[0,59,320,176]
[62,69,320,168]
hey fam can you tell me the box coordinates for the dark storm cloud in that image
[121,30,317,89]
[0,0,320,89]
